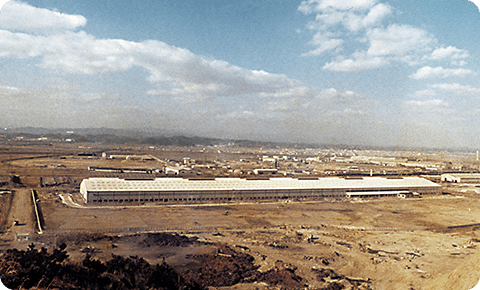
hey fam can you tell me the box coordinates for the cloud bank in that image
[0,1,315,106]
[0,1,85,33]
[299,0,471,76]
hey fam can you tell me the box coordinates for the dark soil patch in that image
[181,244,305,288]
[140,232,208,247]
[55,232,120,246]
[312,268,372,289]
[256,268,305,288]
[313,268,345,281]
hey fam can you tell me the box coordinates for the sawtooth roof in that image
[81,177,440,192]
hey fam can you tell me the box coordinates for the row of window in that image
[90,189,347,197]
[87,189,438,203]
[90,194,346,203]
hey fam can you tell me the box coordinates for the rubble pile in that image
[140,232,205,247]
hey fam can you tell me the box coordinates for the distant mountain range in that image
[1,127,322,149]
[3,127,144,137]
[1,127,473,153]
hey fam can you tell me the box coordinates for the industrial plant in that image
[80,176,441,204]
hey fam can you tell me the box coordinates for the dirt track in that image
[2,189,36,247]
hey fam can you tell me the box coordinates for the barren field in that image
[2,144,480,289]
[29,193,480,289]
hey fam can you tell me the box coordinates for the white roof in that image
[81,177,440,192]
[442,173,480,178]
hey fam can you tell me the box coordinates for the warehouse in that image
[441,173,480,183]
[80,176,441,204]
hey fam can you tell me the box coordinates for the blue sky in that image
[0,0,480,149]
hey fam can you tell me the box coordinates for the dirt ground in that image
[3,145,480,289]
[16,191,479,289]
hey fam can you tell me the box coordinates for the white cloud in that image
[267,99,299,112]
[215,110,274,121]
[342,3,393,32]
[216,110,254,119]
[403,99,452,114]
[430,46,469,60]
[302,32,343,56]
[318,88,341,99]
[404,99,448,108]
[0,1,86,34]
[310,10,344,29]
[452,60,468,66]
[323,53,388,71]
[0,2,303,100]
[299,2,438,71]
[147,84,224,98]
[367,24,435,57]
[328,107,366,117]
[0,81,116,104]
[430,83,480,96]
[362,3,392,27]
[410,66,473,79]
[301,1,392,56]
[317,88,366,103]
[298,0,379,14]
[258,86,311,98]
[146,59,298,98]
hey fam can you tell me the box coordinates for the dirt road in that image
[2,189,36,246]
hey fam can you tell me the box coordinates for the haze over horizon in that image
[1,0,480,149]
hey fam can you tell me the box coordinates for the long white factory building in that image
[80,176,441,204]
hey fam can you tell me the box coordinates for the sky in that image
[0,0,480,149]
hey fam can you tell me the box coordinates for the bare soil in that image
[2,145,480,289]
[19,192,480,289]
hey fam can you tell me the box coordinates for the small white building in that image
[441,173,480,183]
[253,168,278,175]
